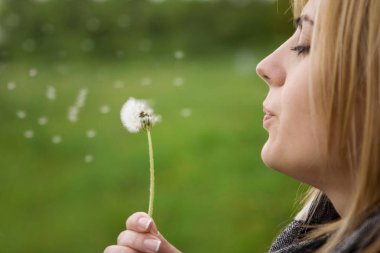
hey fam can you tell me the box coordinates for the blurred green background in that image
[0,0,303,252]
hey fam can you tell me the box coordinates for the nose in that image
[256,53,286,87]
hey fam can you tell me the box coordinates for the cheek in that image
[261,65,325,183]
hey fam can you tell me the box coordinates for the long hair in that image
[290,0,380,252]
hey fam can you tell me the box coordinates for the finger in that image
[117,230,161,253]
[155,231,183,253]
[126,212,159,235]
[104,245,142,253]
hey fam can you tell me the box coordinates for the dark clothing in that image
[269,194,380,253]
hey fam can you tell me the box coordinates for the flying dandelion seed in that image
[52,135,62,144]
[86,17,100,31]
[29,68,38,77]
[84,154,94,163]
[7,82,16,90]
[141,77,152,86]
[99,105,111,114]
[24,130,34,139]
[113,80,125,89]
[47,85,56,101]
[86,129,96,138]
[173,77,184,87]
[16,110,27,119]
[67,88,88,122]
[180,108,192,118]
[38,116,48,125]
[174,50,185,60]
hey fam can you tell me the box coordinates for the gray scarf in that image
[269,194,380,253]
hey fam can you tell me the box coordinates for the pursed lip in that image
[263,105,276,129]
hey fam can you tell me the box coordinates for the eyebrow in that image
[294,14,314,29]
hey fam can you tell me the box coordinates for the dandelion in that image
[120,97,161,217]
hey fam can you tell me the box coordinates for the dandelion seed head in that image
[86,129,97,138]
[24,130,34,138]
[120,97,161,133]
[38,116,48,125]
[52,135,62,144]
[16,110,26,119]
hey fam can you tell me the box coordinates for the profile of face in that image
[256,0,327,187]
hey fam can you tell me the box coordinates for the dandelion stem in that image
[147,129,155,217]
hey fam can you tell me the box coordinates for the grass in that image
[0,54,300,253]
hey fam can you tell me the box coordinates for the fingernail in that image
[143,239,161,252]
[138,217,152,230]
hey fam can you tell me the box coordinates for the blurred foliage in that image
[0,0,293,60]
[0,0,303,253]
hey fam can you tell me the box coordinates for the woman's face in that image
[256,0,326,186]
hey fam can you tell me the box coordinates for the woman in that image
[104,0,380,252]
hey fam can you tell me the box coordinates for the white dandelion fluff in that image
[113,80,125,89]
[99,105,111,114]
[173,77,184,87]
[180,108,192,118]
[141,77,152,86]
[86,129,96,138]
[29,68,38,77]
[67,88,88,123]
[24,130,34,139]
[120,97,161,133]
[174,50,185,60]
[7,82,16,90]
[52,135,62,144]
[46,85,56,101]
[38,116,48,125]
[84,154,94,163]
[120,97,161,217]
[16,110,27,119]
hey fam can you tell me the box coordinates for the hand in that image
[104,212,182,253]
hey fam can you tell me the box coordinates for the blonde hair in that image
[291,0,380,252]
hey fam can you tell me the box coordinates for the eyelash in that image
[290,45,310,56]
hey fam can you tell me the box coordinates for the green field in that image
[0,55,301,253]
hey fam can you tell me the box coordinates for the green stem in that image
[147,130,155,217]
